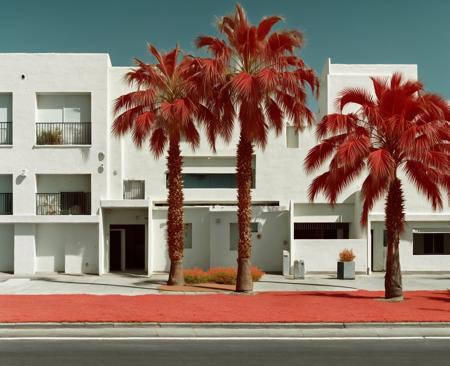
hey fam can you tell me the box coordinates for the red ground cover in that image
[0,291,448,323]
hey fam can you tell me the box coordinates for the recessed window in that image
[184,223,192,249]
[286,126,299,148]
[165,173,256,189]
[413,233,450,255]
[0,93,12,145]
[294,222,349,239]
[36,94,91,145]
[123,180,145,199]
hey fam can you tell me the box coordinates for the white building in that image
[0,54,448,276]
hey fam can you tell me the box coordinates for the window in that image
[294,222,349,239]
[0,93,12,145]
[229,222,259,251]
[413,233,450,255]
[123,180,145,199]
[166,173,256,189]
[184,223,192,249]
[286,126,299,148]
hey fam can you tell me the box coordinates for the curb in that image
[0,322,449,329]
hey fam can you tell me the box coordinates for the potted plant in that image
[337,248,356,280]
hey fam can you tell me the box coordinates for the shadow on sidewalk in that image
[258,280,357,290]
[30,277,161,291]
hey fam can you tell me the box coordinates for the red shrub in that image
[183,268,209,284]
[207,267,237,284]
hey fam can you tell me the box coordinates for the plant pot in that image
[337,261,355,280]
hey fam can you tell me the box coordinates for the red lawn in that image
[0,291,448,323]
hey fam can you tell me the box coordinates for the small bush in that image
[208,267,237,285]
[37,129,63,145]
[184,268,209,284]
[184,266,265,285]
[339,248,356,262]
[251,267,264,282]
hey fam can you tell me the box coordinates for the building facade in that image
[0,54,448,276]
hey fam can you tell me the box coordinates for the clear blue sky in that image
[1,0,449,100]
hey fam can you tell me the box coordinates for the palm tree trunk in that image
[236,132,254,292]
[166,138,185,286]
[384,177,404,300]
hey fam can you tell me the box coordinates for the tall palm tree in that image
[113,45,205,285]
[305,73,450,299]
[195,4,319,291]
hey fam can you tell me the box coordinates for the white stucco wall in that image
[35,224,98,273]
[292,239,367,273]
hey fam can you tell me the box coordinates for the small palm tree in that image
[195,4,318,291]
[113,45,204,285]
[305,73,450,299]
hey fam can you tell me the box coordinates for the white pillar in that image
[146,198,153,276]
[98,208,105,275]
[14,223,36,275]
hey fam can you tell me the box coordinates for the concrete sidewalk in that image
[0,272,448,295]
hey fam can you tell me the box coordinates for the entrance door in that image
[110,224,146,273]
[125,225,146,270]
[110,230,122,271]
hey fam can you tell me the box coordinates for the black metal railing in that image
[0,193,12,215]
[36,122,91,145]
[36,192,91,215]
[0,122,12,145]
[123,180,145,199]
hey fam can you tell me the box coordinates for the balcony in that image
[36,122,91,145]
[0,193,12,215]
[0,122,12,145]
[36,192,91,215]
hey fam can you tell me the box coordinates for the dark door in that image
[110,230,121,271]
[125,225,146,270]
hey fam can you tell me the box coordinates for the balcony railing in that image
[0,193,12,215]
[36,122,91,145]
[36,192,91,215]
[0,122,12,145]
[123,180,145,199]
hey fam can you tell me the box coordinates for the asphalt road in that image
[1,338,450,366]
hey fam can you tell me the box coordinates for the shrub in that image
[184,268,209,284]
[251,267,264,282]
[183,266,265,285]
[208,267,237,284]
[37,129,63,145]
[339,248,356,262]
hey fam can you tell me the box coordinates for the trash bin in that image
[282,250,290,277]
[293,259,305,279]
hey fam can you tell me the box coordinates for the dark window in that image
[166,173,255,189]
[294,223,349,239]
[413,233,450,255]
[123,180,145,199]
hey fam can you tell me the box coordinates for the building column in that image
[14,223,36,275]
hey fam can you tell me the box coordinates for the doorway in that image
[109,225,146,273]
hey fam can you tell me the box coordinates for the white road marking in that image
[0,336,448,341]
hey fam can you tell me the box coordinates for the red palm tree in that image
[195,4,319,291]
[305,73,450,299]
[113,45,205,285]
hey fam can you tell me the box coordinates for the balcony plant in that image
[36,128,63,145]
[337,248,355,280]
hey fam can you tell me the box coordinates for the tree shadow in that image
[30,277,159,291]
[257,280,357,290]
